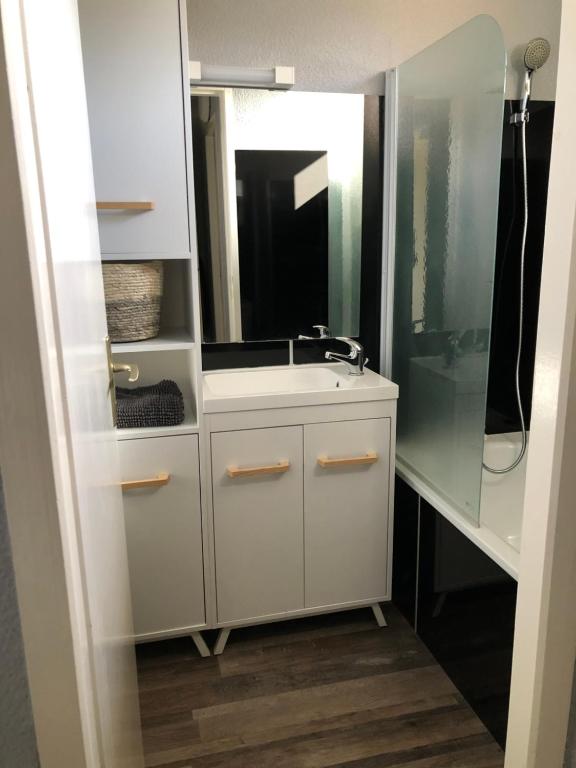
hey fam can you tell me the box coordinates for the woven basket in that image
[102,261,164,342]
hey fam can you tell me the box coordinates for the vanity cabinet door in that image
[79,0,190,257]
[119,434,205,638]
[211,427,304,624]
[304,418,391,609]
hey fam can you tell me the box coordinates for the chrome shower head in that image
[524,38,551,72]
[512,38,551,124]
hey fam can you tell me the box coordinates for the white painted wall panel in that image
[0,477,39,768]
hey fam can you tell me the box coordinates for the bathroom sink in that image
[205,366,344,396]
[203,364,398,413]
[410,353,488,393]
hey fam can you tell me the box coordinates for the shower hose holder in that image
[510,110,530,126]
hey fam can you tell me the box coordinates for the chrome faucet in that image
[443,331,464,368]
[325,338,368,376]
[298,324,331,340]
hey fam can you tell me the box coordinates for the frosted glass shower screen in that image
[392,16,506,523]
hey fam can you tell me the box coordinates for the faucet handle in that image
[298,324,331,340]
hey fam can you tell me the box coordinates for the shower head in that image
[524,38,551,72]
[512,37,551,124]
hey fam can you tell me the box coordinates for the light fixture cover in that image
[189,61,295,90]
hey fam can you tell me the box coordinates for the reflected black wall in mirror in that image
[236,150,328,340]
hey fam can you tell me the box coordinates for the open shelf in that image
[103,259,195,351]
[115,399,198,441]
[111,329,195,353]
[103,259,200,444]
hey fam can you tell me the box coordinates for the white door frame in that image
[0,4,99,767]
[190,85,243,341]
[2,1,576,767]
[505,1,576,764]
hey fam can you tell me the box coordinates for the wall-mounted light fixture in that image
[189,61,295,90]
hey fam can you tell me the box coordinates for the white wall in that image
[187,0,560,100]
[0,476,39,768]
[566,674,576,767]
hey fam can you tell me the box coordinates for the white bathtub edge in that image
[396,459,519,581]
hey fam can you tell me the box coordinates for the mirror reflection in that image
[190,88,367,343]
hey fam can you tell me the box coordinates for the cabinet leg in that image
[432,591,448,619]
[213,628,231,656]
[191,631,211,658]
[371,603,387,628]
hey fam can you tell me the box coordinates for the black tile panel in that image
[292,337,353,366]
[416,500,517,748]
[487,100,555,433]
[392,476,419,628]
[202,340,289,371]
[359,95,384,367]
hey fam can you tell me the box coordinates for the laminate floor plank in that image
[137,606,504,768]
[144,694,463,767]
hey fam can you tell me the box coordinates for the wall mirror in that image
[190,87,373,343]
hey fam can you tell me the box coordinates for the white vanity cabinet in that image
[211,427,304,623]
[79,0,191,258]
[304,418,391,609]
[119,435,205,640]
[205,390,397,632]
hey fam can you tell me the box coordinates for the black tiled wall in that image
[417,499,516,748]
[486,100,555,434]
[392,476,517,749]
[292,337,360,365]
[392,477,419,628]
[201,340,289,371]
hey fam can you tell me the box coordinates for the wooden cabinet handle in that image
[96,201,155,211]
[121,472,170,491]
[317,452,379,468]
[227,461,290,479]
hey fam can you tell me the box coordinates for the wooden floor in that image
[136,605,505,768]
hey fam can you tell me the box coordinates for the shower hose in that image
[483,118,528,475]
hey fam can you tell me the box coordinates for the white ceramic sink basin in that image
[203,364,398,413]
[205,366,345,397]
[410,353,488,394]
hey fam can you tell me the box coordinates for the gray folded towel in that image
[116,379,184,429]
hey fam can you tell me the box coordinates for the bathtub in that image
[396,431,525,580]
[480,432,528,553]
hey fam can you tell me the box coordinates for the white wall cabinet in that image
[79,0,191,258]
[119,435,205,640]
[208,401,396,630]
[79,0,208,653]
